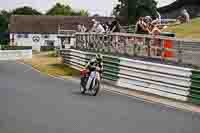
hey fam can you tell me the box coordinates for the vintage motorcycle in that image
[80,67,101,96]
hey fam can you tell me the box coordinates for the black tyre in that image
[80,77,86,94]
[91,79,100,96]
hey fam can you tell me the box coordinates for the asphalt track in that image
[0,61,200,133]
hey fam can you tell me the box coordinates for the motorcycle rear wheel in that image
[80,77,86,94]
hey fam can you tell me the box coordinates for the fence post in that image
[177,41,183,63]
[161,39,165,61]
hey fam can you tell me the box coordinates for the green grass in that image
[22,52,80,78]
[163,18,200,39]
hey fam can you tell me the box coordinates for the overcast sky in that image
[0,0,176,16]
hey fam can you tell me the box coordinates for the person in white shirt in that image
[77,24,82,32]
[177,9,190,23]
[90,19,105,33]
[182,9,190,23]
[81,24,87,32]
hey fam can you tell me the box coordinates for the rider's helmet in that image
[95,54,103,63]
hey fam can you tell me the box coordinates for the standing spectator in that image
[182,9,190,23]
[90,19,105,33]
[102,23,109,32]
[177,8,190,23]
[110,19,121,33]
[77,24,82,32]
[135,17,150,34]
[149,23,161,35]
[81,24,87,32]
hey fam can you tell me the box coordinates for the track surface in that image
[0,61,200,133]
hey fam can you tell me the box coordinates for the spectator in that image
[90,19,105,33]
[81,24,87,32]
[110,20,121,32]
[177,9,190,23]
[102,22,109,32]
[135,17,150,34]
[149,23,161,35]
[107,21,113,32]
[77,24,82,32]
[182,9,190,23]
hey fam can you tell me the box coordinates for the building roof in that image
[10,15,114,34]
[158,0,200,13]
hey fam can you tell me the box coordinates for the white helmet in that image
[95,54,103,62]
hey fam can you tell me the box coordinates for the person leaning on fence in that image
[177,9,190,23]
[149,21,161,35]
[81,24,87,32]
[90,19,105,33]
[77,24,82,32]
[110,20,121,33]
[135,17,150,34]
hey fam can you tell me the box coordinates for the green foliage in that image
[46,3,72,16]
[113,0,158,24]
[1,46,32,50]
[71,9,89,16]
[40,46,55,52]
[0,32,9,44]
[12,6,42,15]
[46,3,89,16]
[0,15,8,32]
[164,18,200,39]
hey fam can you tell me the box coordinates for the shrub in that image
[1,46,32,50]
[40,46,55,51]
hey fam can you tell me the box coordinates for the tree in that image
[77,9,89,16]
[46,3,72,16]
[0,10,11,21]
[12,6,42,15]
[0,14,8,32]
[113,0,157,24]
[46,3,89,16]
[71,9,89,16]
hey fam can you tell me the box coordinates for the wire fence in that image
[74,32,200,68]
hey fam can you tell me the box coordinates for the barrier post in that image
[177,41,183,63]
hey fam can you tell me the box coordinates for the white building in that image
[9,15,114,51]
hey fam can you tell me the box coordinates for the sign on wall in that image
[32,36,40,42]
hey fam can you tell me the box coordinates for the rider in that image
[85,54,103,90]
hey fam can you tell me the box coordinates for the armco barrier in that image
[61,49,200,104]
[190,70,200,104]
[0,50,32,60]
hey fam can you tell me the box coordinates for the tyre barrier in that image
[60,49,200,105]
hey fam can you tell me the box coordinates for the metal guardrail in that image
[60,49,193,102]
[74,32,200,68]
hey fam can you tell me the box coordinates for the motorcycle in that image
[80,67,101,96]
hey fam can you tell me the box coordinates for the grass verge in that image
[21,51,80,78]
[163,18,200,39]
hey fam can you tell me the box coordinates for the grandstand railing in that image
[74,32,200,68]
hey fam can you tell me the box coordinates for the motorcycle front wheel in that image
[90,79,100,96]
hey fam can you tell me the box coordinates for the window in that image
[64,37,71,44]
[17,34,29,38]
[17,34,22,38]
[45,40,55,46]
[42,34,49,39]
[24,34,29,38]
